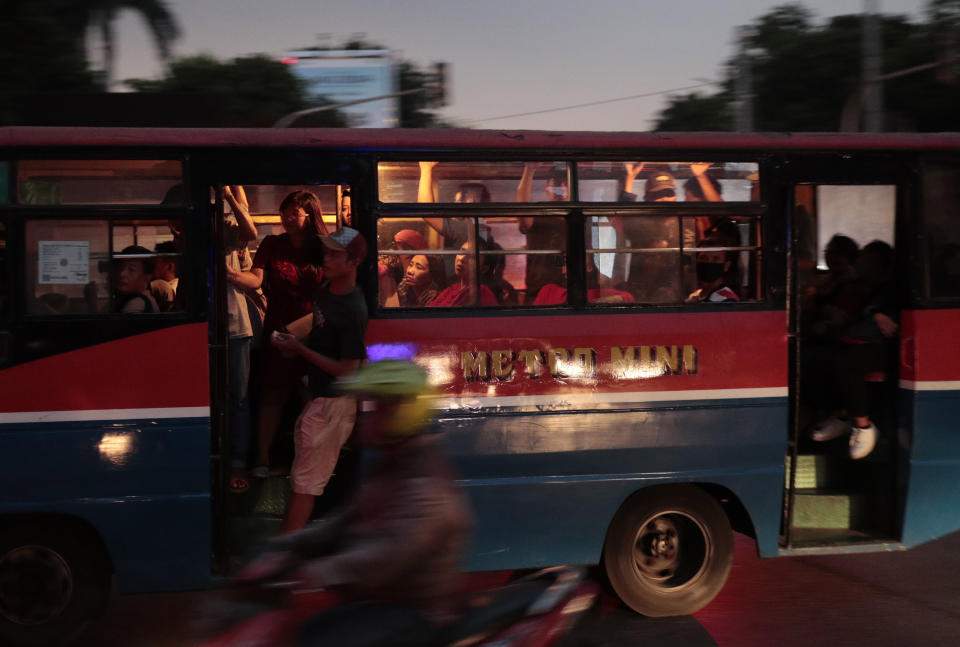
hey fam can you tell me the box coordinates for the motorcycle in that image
[197,565,598,647]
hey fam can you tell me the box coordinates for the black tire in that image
[0,521,112,646]
[603,485,733,617]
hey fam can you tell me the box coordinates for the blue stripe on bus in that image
[902,388,960,547]
[0,416,212,592]
[438,396,789,566]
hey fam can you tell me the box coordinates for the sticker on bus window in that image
[38,241,90,284]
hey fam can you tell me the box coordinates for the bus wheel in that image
[603,485,733,617]
[0,523,111,646]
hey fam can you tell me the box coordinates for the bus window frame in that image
[372,156,773,312]
[14,157,185,207]
[582,204,767,307]
[373,206,574,312]
[17,210,193,321]
[918,157,960,306]
[0,150,193,320]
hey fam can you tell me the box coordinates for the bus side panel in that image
[900,310,960,546]
[445,400,788,569]
[0,324,212,591]
[0,418,211,591]
[369,310,789,566]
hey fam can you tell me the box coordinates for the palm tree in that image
[61,0,180,90]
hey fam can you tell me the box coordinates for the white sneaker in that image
[810,417,851,442]
[849,424,877,460]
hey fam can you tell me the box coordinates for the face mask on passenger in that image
[696,262,726,283]
[545,185,568,200]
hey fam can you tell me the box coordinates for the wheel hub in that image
[635,517,680,581]
[0,545,74,625]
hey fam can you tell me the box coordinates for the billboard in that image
[283,49,398,128]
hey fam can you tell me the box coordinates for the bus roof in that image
[3,127,960,152]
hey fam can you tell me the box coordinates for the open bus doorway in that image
[211,182,360,568]
[785,183,902,549]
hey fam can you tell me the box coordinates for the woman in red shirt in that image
[429,241,498,307]
[229,190,328,477]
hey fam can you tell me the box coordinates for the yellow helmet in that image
[337,360,428,400]
[337,360,431,437]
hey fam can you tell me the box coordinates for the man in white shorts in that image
[271,227,368,531]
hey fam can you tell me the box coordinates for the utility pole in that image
[862,0,884,131]
[734,26,755,132]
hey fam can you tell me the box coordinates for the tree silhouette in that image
[66,0,180,90]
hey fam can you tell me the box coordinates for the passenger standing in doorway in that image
[231,190,326,479]
[810,240,898,459]
[271,227,369,531]
[222,185,258,493]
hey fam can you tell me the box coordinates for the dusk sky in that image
[111,0,929,130]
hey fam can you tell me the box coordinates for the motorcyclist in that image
[240,359,473,647]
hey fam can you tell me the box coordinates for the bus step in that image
[229,475,291,517]
[791,489,872,529]
[786,454,848,490]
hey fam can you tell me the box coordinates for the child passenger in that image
[270,227,368,532]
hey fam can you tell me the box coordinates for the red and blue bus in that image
[1,127,959,644]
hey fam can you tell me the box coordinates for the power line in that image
[465,81,719,125]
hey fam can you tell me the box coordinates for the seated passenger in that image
[429,240,498,307]
[398,254,447,307]
[112,245,160,313]
[480,241,518,306]
[379,229,429,307]
[685,239,740,303]
[150,240,179,312]
[533,257,633,305]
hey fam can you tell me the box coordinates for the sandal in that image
[230,474,250,494]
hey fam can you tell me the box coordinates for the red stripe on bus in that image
[0,324,210,414]
[368,310,787,395]
[901,309,960,382]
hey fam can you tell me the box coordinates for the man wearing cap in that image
[271,226,369,531]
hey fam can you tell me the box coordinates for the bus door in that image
[779,157,913,550]
[204,171,363,569]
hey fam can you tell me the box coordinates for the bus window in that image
[377,161,570,203]
[578,161,759,203]
[376,215,566,307]
[17,160,183,205]
[923,165,960,298]
[587,214,761,304]
[588,215,681,304]
[24,219,182,314]
[813,185,895,270]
